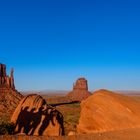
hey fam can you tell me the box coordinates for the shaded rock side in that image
[67,78,91,101]
[11,94,64,136]
[77,89,140,134]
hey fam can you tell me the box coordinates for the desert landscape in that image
[1,0,140,139]
[0,63,140,140]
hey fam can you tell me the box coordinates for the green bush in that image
[0,122,15,135]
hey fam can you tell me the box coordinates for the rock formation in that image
[77,89,140,134]
[0,64,15,89]
[73,77,88,91]
[11,94,64,136]
[67,78,91,101]
[0,63,23,120]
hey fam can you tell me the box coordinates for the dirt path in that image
[1,127,140,140]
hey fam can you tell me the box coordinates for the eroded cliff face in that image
[67,78,91,102]
[0,64,23,120]
[73,78,88,91]
[0,64,15,89]
[11,94,64,136]
[77,89,140,134]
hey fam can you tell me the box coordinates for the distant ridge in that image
[115,90,140,96]
[21,89,69,95]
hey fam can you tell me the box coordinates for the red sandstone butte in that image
[67,77,91,102]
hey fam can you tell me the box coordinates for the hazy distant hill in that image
[115,90,140,96]
[20,90,69,96]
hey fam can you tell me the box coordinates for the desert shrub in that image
[0,122,15,135]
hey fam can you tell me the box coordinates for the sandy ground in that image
[1,127,140,140]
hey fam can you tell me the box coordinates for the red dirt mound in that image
[77,89,140,134]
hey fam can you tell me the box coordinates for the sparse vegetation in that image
[45,95,81,135]
[0,121,14,135]
[56,103,80,135]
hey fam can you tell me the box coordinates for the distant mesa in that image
[77,89,140,134]
[0,63,23,119]
[11,94,64,136]
[73,77,88,91]
[67,77,91,102]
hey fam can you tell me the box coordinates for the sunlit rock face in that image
[0,63,23,118]
[73,77,88,91]
[77,89,140,134]
[0,63,15,89]
[67,77,91,102]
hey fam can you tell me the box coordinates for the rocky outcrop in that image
[0,64,23,120]
[0,64,15,89]
[77,89,140,134]
[73,78,88,91]
[67,78,91,102]
[11,94,64,136]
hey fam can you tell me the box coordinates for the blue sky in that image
[0,0,140,91]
